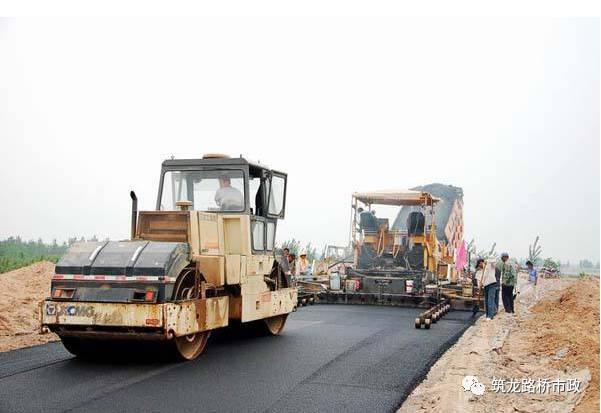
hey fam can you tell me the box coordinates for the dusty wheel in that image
[424,318,431,329]
[415,317,421,329]
[170,268,211,361]
[264,314,288,335]
[173,332,211,361]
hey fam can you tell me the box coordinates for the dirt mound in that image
[519,279,599,413]
[0,261,59,352]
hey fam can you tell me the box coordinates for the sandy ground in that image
[0,261,59,352]
[399,274,599,413]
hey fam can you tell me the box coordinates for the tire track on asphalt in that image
[263,326,393,412]
[62,364,182,413]
[0,342,72,379]
[0,356,72,379]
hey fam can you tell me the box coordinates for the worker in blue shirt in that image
[526,260,538,285]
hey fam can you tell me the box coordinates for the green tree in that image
[542,257,560,271]
[528,236,542,266]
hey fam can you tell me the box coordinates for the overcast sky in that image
[0,17,598,263]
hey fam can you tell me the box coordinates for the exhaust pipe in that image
[130,191,138,240]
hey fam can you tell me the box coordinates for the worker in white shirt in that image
[476,258,497,321]
[214,175,244,211]
[296,250,310,276]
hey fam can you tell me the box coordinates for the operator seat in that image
[407,211,425,235]
[359,211,378,233]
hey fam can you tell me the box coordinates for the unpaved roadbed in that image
[398,275,599,413]
[0,261,59,352]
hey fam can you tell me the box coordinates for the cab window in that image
[268,175,285,216]
[251,219,265,251]
[160,170,245,212]
[266,221,276,251]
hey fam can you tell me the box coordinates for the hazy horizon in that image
[0,17,599,264]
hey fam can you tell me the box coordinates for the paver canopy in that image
[352,190,439,206]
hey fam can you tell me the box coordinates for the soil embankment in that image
[0,261,59,352]
[399,275,599,413]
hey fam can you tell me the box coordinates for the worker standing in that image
[494,266,501,315]
[287,253,297,277]
[280,247,291,276]
[499,252,516,313]
[526,260,538,285]
[296,250,310,276]
[476,258,497,321]
[524,260,538,300]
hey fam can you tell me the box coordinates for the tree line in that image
[0,236,105,274]
[466,235,599,272]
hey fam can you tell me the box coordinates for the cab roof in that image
[161,155,285,175]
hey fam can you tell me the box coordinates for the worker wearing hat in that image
[499,252,517,313]
[296,249,310,276]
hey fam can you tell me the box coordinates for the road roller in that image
[40,154,297,360]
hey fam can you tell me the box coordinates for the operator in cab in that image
[215,174,244,211]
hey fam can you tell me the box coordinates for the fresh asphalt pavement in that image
[0,304,477,413]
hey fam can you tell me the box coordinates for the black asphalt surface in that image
[0,305,477,413]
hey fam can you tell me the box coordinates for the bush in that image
[542,258,560,271]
